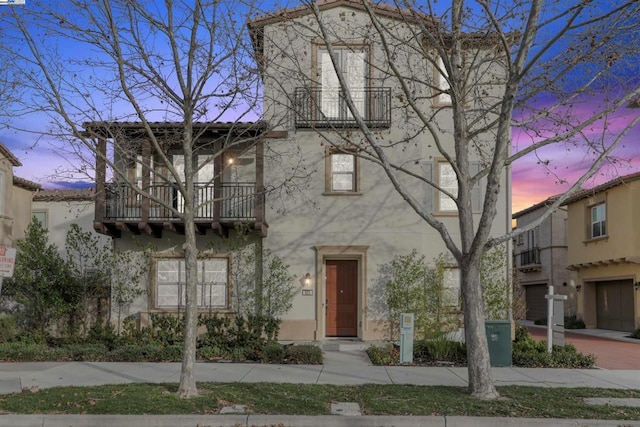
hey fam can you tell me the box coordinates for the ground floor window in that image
[155,257,228,309]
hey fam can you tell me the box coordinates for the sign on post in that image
[0,245,17,297]
[545,285,567,353]
[399,313,414,364]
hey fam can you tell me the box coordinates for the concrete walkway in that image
[0,330,639,426]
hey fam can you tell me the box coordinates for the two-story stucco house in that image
[513,197,577,321]
[0,143,41,247]
[565,172,640,332]
[89,0,511,341]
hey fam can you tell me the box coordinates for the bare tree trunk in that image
[179,129,198,398]
[461,258,498,399]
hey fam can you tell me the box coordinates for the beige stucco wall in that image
[567,180,640,330]
[32,199,109,254]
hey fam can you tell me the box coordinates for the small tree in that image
[480,244,511,320]
[3,218,80,334]
[65,224,148,334]
[110,250,148,334]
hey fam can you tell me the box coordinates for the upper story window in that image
[325,149,359,194]
[591,203,606,239]
[319,46,367,120]
[436,160,458,213]
[294,44,390,129]
[433,55,452,106]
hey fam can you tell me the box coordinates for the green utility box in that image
[485,320,512,367]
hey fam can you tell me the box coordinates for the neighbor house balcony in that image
[294,87,391,129]
[516,247,541,272]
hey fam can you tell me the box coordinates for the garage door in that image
[596,279,635,331]
[525,284,547,321]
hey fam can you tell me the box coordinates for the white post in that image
[546,285,554,354]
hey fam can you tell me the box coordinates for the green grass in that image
[1,383,640,419]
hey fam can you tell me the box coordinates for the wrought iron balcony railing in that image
[294,87,391,129]
[518,248,541,267]
[104,182,258,221]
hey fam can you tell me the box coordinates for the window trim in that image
[324,148,361,195]
[150,254,231,312]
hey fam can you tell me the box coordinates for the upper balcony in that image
[86,121,283,239]
[516,247,541,272]
[294,87,391,129]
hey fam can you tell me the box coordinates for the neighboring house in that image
[564,172,640,332]
[89,1,512,341]
[32,188,111,253]
[0,143,41,247]
[512,197,577,321]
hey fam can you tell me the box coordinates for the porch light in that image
[304,272,312,287]
[227,157,235,165]
[634,282,640,291]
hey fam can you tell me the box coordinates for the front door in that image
[325,260,358,337]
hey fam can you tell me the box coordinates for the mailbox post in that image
[399,313,414,364]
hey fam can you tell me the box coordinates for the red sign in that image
[0,246,17,278]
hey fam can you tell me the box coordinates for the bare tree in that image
[253,0,640,399]
[0,0,301,398]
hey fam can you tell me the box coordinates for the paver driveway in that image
[527,326,640,370]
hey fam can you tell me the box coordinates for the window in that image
[591,203,606,239]
[443,267,461,308]
[32,210,48,228]
[424,160,481,215]
[434,55,451,105]
[436,161,458,212]
[155,257,228,309]
[325,150,359,193]
[319,46,367,119]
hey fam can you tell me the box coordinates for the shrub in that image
[630,328,640,339]
[424,336,465,362]
[150,314,184,346]
[87,323,119,350]
[0,315,17,343]
[261,341,285,363]
[0,343,67,362]
[10,329,47,345]
[63,343,109,361]
[366,344,398,365]
[514,323,531,342]
[513,338,596,368]
[564,315,586,329]
[285,344,322,364]
[198,346,226,361]
[109,344,164,362]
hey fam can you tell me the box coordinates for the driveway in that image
[526,326,640,370]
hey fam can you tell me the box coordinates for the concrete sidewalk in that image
[0,350,639,426]
[1,350,640,392]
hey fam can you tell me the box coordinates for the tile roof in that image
[13,176,41,192]
[0,143,21,167]
[561,171,640,205]
[33,188,95,202]
[512,194,562,219]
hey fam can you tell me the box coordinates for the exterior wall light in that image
[634,282,640,291]
[304,272,312,287]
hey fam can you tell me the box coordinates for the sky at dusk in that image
[1,1,639,215]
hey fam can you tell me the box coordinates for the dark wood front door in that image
[326,260,358,337]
